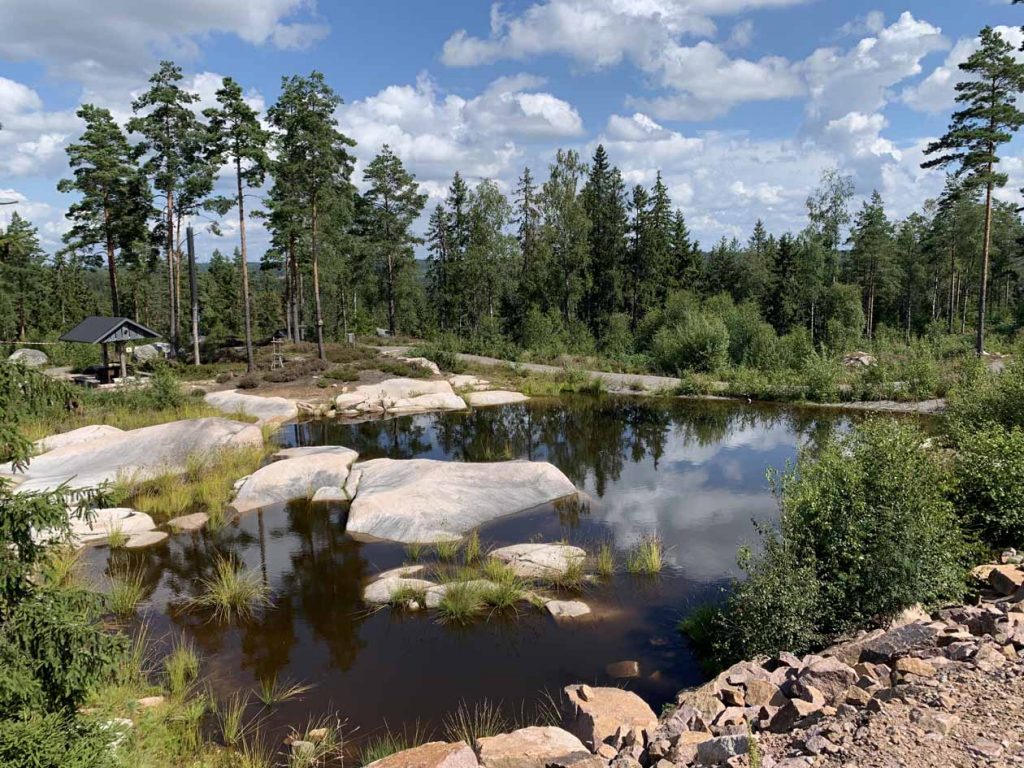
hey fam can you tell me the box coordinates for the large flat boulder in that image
[364,741,478,768]
[562,684,657,751]
[390,392,467,413]
[489,543,586,578]
[40,507,157,547]
[34,424,124,453]
[229,447,358,514]
[334,378,466,415]
[476,727,590,768]
[8,348,48,367]
[205,389,299,424]
[346,459,578,543]
[466,391,528,407]
[3,418,263,493]
[363,577,435,605]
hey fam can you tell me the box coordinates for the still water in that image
[86,396,847,745]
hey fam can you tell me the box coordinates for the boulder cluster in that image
[364,557,1024,767]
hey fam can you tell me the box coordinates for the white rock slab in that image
[363,577,436,605]
[311,486,348,503]
[466,390,529,407]
[397,356,442,376]
[476,727,590,768]
[34,425,124,453]
[60,508,156,546]
[371,565,426,581]
[125,530,168,549]
[205,389,298,424]
[448,374,488,389]
[546,600,591,619]
[229,448,358,514]
[3,418,263,494]
[166,513,209,532]
[389,392,467,413]
[335,378,460,414]
[489,543,587,578]
[273,446,354,461]
[347,458,578,543]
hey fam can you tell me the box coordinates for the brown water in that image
[84,396,847,749]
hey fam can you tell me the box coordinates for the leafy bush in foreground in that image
[684,420,966,669]
[954,425,1024,549]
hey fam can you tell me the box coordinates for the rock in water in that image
[363,741,478,768]
[489,543,586,578]
[7,348,48,367]
[363,577,435,605]
[166,513,209,532]
[476,726,590,768]
[346,459,578,543]
[124,530,168,549]
[545,600,591,620]
[3,418,263,494]
[230,447,358,514]
[334,378,466,415]
[465,390,529,407]
[205,389,299,424]
[562,685,657,751]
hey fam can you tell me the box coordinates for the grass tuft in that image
[626,534,663,575]
[106,525,129,549]
[216,690,255,748]
[442,699,509,747]
[41,545,82,588]
[404,542,425,562]
[184,556,272,622]
[360,721,430,765]
[594,541,615,578]
[436,582,484,625]
[434,538,461,562]
[254,674,314,708]
[164,640,200,698]
[463,531,482,564]
[107,568,147,617]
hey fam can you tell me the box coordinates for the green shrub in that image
[685,421,966,669]
[947,358,1024,434]
[954,425,1024,548]
[601,313,634,359]
[0,712,115,768]
[148,365,184,409]
[652,312,729,374]
[236,374,260,390]
[777,328,814,370]
[800,351,840,402]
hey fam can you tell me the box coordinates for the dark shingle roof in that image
[60,316,160,344]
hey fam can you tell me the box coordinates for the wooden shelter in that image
[60,316,160,382]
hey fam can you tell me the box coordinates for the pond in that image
[85,396,848,749]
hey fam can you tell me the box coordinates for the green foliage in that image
[184,557,272,622]
[953,425,1024,548]
[800,351,840,402]
[947,358,1024,433]
[685,420,967,669]
[442,699,509,747]
[652,311,730,374]
[626,535,663,575]
[0,712,115,768]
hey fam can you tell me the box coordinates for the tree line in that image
[1,22,1023,369]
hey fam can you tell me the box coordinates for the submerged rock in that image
[346,459,578,543]
[3,418,263,494]
[465,390,529,407]
[489,543,586,578]
[546,600,591,620]
[230,447,358,514]
[363,577,435,605]
[205,389,299,424]
[476,726,590,768]
[364,741,478,768]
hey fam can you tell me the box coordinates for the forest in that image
[3,24,1024,384]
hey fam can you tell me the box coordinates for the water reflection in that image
[88,397,847,741]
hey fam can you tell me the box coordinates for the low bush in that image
[954,425,1024,549]
[652,312,730,374]
[683,420,967,670]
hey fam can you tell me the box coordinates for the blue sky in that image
[0,0,1021,258]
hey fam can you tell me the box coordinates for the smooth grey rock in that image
[466,390,529,407]
[363,577,435,605]
[363,741,479,768]
[34,424,124,453]
[124,530,168,549]
[347,458,578,543]
[335,378,464,415]
[859,622,939,664]
[390,392,467,413]
[476,726,590,768]
[59,508,156,547]
[8,348,48,367]
[562,684,657,751]
[311,485,348,503]
[489,543,586,578]
[229,448,358,514]
[371,565,426,581]
[130,342,171,362]
[205,389,298,424]
[546,600,591,619]
[166,513,209,532]
[696,734,751,765]
[3,418,263,494]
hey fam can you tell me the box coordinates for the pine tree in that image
[359,145,427,335]
[268,71,356,359]
[668,210,699,292]
[426,204,453,330]
[581,144,627,337]
[923,26,1024,354]
[128,61,207,355]
[205,76,272,371]
[541,149,590,322]
[625,184,651,328]
[0,213,46,340]
[58,104,151,317]
[847,191,894,339]
[648,172,674,303]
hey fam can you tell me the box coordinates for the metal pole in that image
[187,225,201,366]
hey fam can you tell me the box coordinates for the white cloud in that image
[0,0,328,92]
[902,25,1024,113]
[0,77,80,177]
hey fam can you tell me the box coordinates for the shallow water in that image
[85,396,848,747]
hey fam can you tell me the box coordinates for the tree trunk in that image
[977,175,994,356]
[386,250,397,336]
[103,202,120,316]
[236,158,255,372]
[947,241,956,334]
[289,235,300,343]
[166,188,177,356]
[310,197,326,361]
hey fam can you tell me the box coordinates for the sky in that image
[0,0,1022,260]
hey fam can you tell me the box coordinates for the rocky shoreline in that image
[360,557,1024,768]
